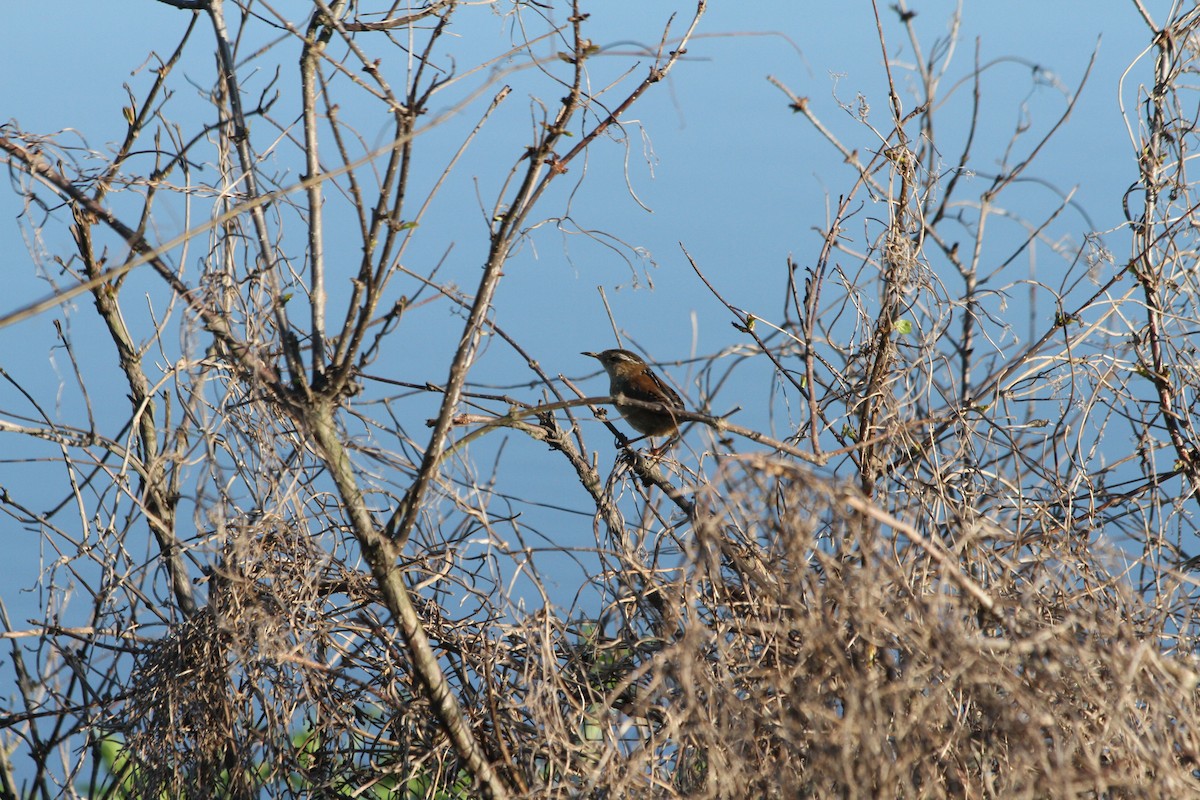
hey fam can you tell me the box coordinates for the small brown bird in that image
[582,349,684,439]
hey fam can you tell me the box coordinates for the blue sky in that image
[0,0,1169,740]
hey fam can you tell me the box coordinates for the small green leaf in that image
[582,703,606,742]
[894,319,912,335]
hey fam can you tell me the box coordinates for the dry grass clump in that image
[109,513,506,798]
[512,457,1200,798]
[107,461,1200,799]
[108,516,372,797]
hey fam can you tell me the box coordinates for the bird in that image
[582,348,684,441]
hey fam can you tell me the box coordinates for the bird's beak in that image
[581,351,599,359]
